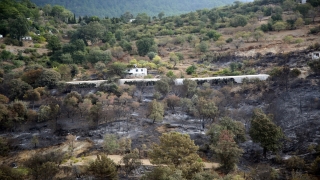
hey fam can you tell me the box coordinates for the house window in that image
[141,69,143,72]
[136,69,138,72]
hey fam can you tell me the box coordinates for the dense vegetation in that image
[31,0,235,17]
[0,0,320,179]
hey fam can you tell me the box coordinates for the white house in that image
[22,36,32,41]
[0,34,3,38]
[129,19,136,23]
[126,67,148,78]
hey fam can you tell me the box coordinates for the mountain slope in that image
[31,0,236,17]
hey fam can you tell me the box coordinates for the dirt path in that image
[63,154,219,169]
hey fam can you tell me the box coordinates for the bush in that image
[186,65,197,75]
[34,44,41,48]
[226,38,233,43]
[285,156,305,170]
[308,60,320,74]
[309,26,320,34]
[290,68,301,78]
[0,44,5,49]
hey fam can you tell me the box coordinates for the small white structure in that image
[0,34,3,38]
[22,36,32,41]
[126,67,148,78]
[311,51,320,60]
[129,19,136,23]
[297,0,306,4]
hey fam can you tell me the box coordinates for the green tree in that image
[135,13,150,27]
[249,109,284,158]
[86,48,111,64]
[23,89,40,109]
[195,97,218,130]
[149,132,204,179]
[109,62,127,77]
[196,41,208,54]
[115,29,124,41]
[182,79,197,98]
[141,166,186,180]
[136,37,155,56]
[121,152,142,178]
[147,100,164,123]
[154,78,170,96]
[5,79,32,100]
[88,154,118,180]
[103,134,119,155]
[213,130,243,172]
[158,12,165,20]
[46,36,61,53]
[206,30,221,41]
[215,40,226,50]
[252,30,264,42]
[80,21,105,44]
[35,70,61,88]
[9,15,29,43]
[273,21,287,32]
[186,65,197,75]
[24,153,62,180]
[230,15,247,27]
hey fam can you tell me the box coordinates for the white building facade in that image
[126,68,148,78]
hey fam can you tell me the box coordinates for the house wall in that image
[126,68,148,77]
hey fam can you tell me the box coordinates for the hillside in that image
[31,0,235,17]
[1,0,320,179]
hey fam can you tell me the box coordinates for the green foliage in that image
[147,99,164,123]
[230,15,247,27]
[186,65,197,75]
[308,60,320,74]
[24,152,64,180]
[149,132,204,179]
[249,109,284,157]
[46,36,61,53]
[136,37,155,56]
[109,62,127,77]
[147,52,157,60]
[226,38,233,43]
[103,134,119,155]
[285,156,305,170]
[88,154,118,180]
[214,130,243,172]
[121,152,142,178]
[141,166,186,180]
[0,137,10,156]
[273,21,287,31]
[0,165,26,180]
[35,69,61,89]
[206,30,221,41]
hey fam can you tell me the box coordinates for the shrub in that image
[309,26,320,34]
[308,60,320,74]
[186,65,197,75]
[290,68,301,78]
[226,38,233,43]
[285,156,305,170]
[34,44,41,48]
[0,44,5,49]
